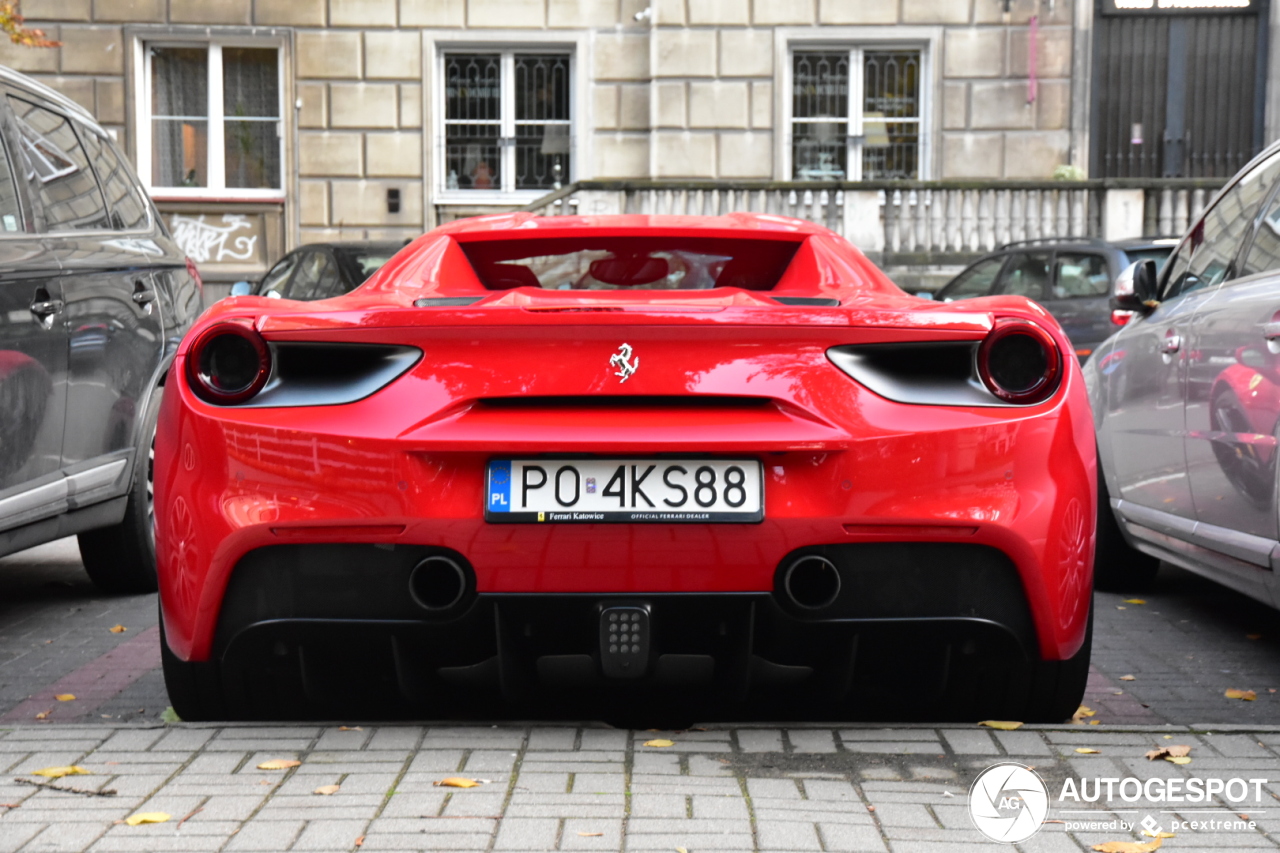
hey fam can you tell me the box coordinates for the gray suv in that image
[1090,139,1280,604]
[0,66,201,592]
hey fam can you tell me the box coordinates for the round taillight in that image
[977,318,1062,405]
[185,323,270,404]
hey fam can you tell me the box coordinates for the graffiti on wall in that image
[170,214,260,265]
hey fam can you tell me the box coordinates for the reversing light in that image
[1111,309,1135,326]
[977,318,1062,405]
[185,322,271,404]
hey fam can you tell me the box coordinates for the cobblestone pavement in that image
[6,539,1280,849]
[3,722,1280,852]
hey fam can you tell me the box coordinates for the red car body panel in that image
[155,214,1095,691]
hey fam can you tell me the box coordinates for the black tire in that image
[1023,600,1093,723]
[78,387,162,594]
[160,604,228,722]
[1093,468,1160,592]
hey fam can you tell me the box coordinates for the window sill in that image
[149,189,286,204]
[434,190,558,206]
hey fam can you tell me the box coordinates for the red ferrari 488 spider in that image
[156,213,1094,723]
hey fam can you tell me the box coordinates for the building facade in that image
[0,0,1271,287]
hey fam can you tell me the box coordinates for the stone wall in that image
[0,0,1081,253]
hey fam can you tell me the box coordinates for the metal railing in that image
[521,178,1227,264]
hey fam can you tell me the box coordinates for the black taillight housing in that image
[977,318,1062,405]
[186,322,271,404]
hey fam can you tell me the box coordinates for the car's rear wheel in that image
[160,605,227,722]
[78,386,163,594]
[1022,600,1092,723]
[1093,467,1160,592]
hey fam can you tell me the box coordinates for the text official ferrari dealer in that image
[155,213,1095,724]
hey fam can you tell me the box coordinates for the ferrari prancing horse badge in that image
[610,343,638,382]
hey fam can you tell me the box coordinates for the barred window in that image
[144,44,282,196]
[792,48,922,181]
[442,51,572,193]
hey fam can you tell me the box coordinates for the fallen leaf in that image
[1092,838,1162,852]
[108,625,127,633]
[338,726,363,731]
[1225,688,1257,701]
[578,831,604,837]
[1123,598,1146,604]
[256,780,273,786]
[1164,735,1173,739]
[54,694,75,702]
[644,739,676,747]
[1247,633,1262,640]
[33,711,49,720]
[355,837,364,848]
[256,759,301,770]
[676,848,688,853]
[978,720,1023,730]
[160,707,181,723]
[1166,756,1192,765]
[1113,690,1125,695]
[31,766,89,778]
[1141,831,1176,839]
[314,785,340,796]
[1117,606,1127,610]
[867,805,876,812]
[1145,744,1191,760]
[1089,720,1101,725]
[124,812,170,826]
[433,777,480,788]
[1072,705,1096,724]
[1119,675,1136,681]
[1075,748,1100,754]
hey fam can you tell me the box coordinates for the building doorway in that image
[1092,0,1268,178]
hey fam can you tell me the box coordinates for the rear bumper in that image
[199,542,1042,720]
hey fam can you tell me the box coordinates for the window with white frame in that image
[441,51,571,194]
[791,49,921,181]
[141,43,282,196]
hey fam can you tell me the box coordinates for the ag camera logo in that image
[969,762,1049,843]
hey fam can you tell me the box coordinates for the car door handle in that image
[1162,330,1182,354]
[132,281,156,305]
[29,298,64,318]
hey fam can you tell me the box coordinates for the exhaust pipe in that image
[782,555,841,610]
[409,555,468,611]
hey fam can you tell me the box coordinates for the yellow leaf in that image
[1092,837,1162,852]
[33,711,48,720]
[578,831,604,837]
[124,812,170,826]
[1123,599,1146,604]
[1166,756,1192,765]
[1226,688,1258,701]
[1089,720,1101,725]
[644,739,676,747]
[31,766,89,778]
[108,625,127,633]
[337,726,362,731]
[256,759,301,770]
[1072,705,1096,724]
[977,720,1023,730]
[313,784,340,795]
[433,777,480,788]
[676,848,689,853]
[1075,748,1100,754]
[54,694,75,702]
[1142,832,1176,839]
[1119,675,1136,681]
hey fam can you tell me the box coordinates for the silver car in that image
[1089,140,1280,603]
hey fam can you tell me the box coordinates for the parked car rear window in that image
[7,96,110,232]
[0,121,22,233]
[460,237,802,291]
[1053,253,1109,298]
[80,130,148,230]
[335,248,395,284]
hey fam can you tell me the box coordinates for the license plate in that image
[485,458,763,523]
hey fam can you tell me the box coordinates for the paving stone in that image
[736,729,784,752]
[788,730,838,753]
[940,730,1001,755]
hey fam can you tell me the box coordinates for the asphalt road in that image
[4,537,1280,727]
